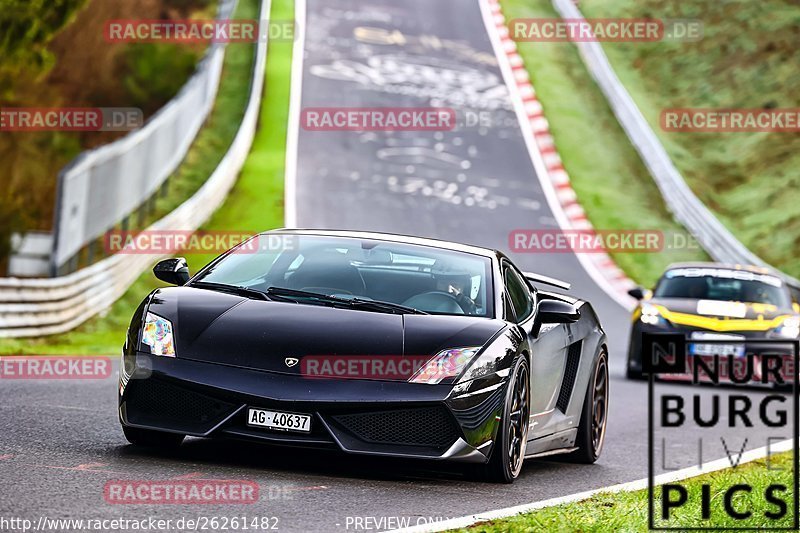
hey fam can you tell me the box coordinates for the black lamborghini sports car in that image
[119,230,608,482]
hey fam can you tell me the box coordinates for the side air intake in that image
[556,341,582,412]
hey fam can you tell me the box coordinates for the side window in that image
[789,285,800,305]
[504,265,533,322]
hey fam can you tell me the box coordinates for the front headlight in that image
[141,312,176,357]
[408,347,481,384]
[774,317,800,339]
[640,304,667,326]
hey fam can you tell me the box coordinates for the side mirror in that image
[533,299,579,336]
[153,257,190,286]
[627,287,646,300]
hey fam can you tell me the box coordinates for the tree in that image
[0,0,88,100]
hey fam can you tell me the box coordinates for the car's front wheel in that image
[625,332,645,380]
[480,355,530,483]
[123,426,184,448]
[569,347,609,463]
[625,354,644,380]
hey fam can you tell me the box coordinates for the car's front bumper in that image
[119,353,505,463]
[627,321,797,378]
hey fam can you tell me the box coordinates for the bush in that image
[121,44,201,114]
[0,0,88,100]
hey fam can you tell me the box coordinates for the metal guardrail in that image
[551,0,800,290]
[47,0,238,275]
[0,0,272,338]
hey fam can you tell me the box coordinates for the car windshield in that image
[191,234,494,317]
[654,267,791,308]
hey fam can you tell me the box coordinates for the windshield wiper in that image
[191,281,268,300]
[346,298,428,315]
[265,287,427,315]
[265,286,345,304]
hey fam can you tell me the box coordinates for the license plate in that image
[689,332,745,358]
[689,343,745,357]
[247,408,311,433]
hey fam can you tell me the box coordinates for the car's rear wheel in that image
[123,426,184,448]
[569,347,609,463]
[480,355,530,483]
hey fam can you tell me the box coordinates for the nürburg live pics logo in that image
[644,332,799,530]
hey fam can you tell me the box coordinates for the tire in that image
[569,347,609,464]
[123,426,184,448]
[625,356,644,380]
[625,325,646,380]
[479,355,530,483]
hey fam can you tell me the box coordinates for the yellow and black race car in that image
[626,262,800,380]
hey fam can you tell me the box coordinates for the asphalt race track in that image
[0,0,787,531]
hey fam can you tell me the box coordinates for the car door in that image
[501,262,569,438]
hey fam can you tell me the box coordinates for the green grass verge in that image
[574,0,800,279]
[502,0,708,288]
[0,0,294,355]
[457,451,794,532]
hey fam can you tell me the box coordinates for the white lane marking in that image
[478,0,635,312]
[283,0,307,228]
[38,404,94,412]
[391,437,794,533]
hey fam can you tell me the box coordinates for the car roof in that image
[262,228,500,259]
[664,262,777,276]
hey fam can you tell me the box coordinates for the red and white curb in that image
[487,0,636,310]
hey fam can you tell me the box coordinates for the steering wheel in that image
[453,291,478,315]
[402,291,468,315]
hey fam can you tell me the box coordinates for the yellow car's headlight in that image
[640,304,665,326]
[775,317,800,339]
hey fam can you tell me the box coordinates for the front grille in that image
[333,407,460,448]
[126,378,235,427]
[556,341,582,412]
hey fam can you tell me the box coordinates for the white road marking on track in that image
[283,0,307,228]
[38,404,94,412]
[391,437,794,533]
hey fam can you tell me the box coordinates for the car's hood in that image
[646,297,795,332]
[146,287,506,378]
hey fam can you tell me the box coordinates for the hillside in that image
[0,0,215,271]
[580,0,800,277]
